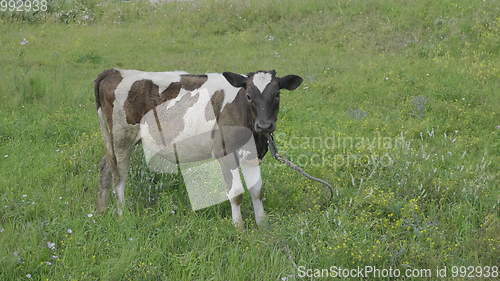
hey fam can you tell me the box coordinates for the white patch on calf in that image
[241,163,265,225]
[140,121,177,173]
[201,73,242,111]
[241,164,261,189]
[238,149,251,160]
[171,88,217,144]
[252,72,272,93]
[228,166,244,227]
[238,136,261,188]
[227,168,244,199]
[165,88,190,110]
[236,135,259,166]
[140,122,160,158]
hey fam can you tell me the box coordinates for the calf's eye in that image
[246,94,252,102]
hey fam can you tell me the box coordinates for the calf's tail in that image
[94,70,118,182]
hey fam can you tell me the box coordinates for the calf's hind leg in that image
[112,145,133,216]
[97,156,114,213]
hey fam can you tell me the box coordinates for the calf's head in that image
[223,70,303,134]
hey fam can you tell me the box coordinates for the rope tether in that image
[267,133,335,203]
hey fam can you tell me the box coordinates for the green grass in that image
[0,0,499,280]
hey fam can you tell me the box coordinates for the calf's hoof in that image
[233,220,245,232]
[256,216,270,230]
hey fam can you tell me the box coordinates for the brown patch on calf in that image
[232,194,243,205]
[123,74,209,125]
[161,82,182,101]
[124,80,158,124]
[124,80,185,125]
[217,88,249,128]
[205,89,224,121]
[123,76,210,125]
[209,88,255,159]
[180,74,207,91]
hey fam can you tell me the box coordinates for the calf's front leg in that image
[241,162,267,227]
[219,155,245,230]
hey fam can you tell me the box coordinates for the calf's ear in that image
[223,72,247,88]
[279,75,303,91]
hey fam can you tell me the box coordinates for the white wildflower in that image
[26,274,32,279]
[47,241,56,250]
[67,228,73,234]
[20,38,29,45]
[87,213,93,218]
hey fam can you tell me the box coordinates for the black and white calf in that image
[94,68,303,228]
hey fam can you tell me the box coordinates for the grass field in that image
[0,0,499,280]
